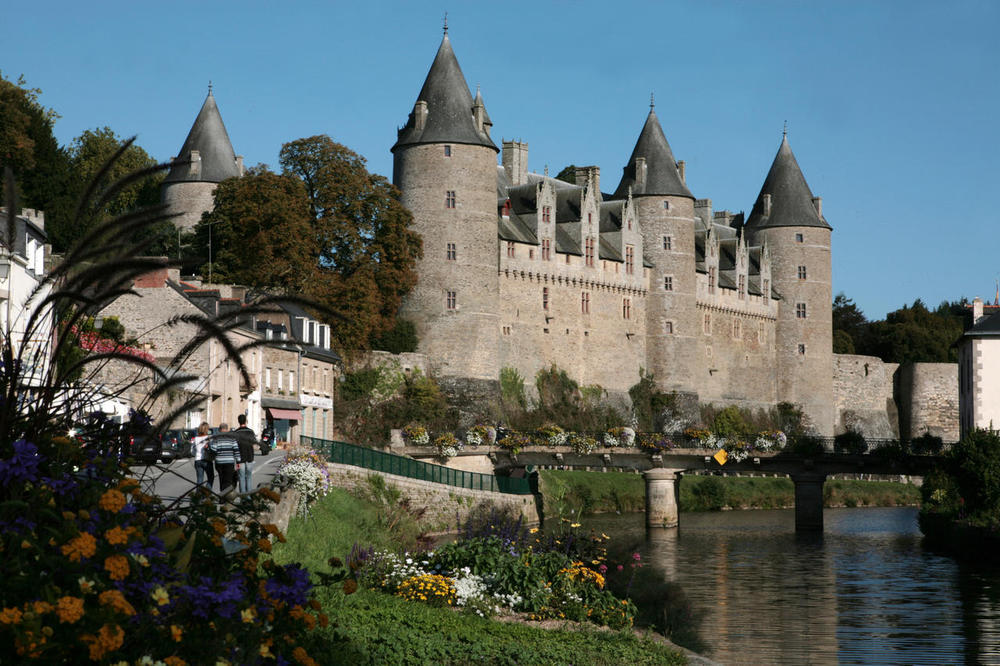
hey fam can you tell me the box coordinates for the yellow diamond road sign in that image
[713,449,728,465]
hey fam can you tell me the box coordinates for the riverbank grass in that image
[272,486,687,665]
[540,470,921,514]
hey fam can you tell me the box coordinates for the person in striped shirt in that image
[209,423,242,495]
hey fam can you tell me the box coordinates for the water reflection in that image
[582,507,1000,665]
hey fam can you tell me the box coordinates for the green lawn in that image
[272,487,687,665]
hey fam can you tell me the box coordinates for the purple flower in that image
[265,564,312,606]
[632,552,641,562]
[0,440,43,486]
[42,475,79,496]
[598,564,608,574]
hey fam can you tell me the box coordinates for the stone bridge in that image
[403,446,939,531]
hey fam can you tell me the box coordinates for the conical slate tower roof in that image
[392,32,497,152]
[745,135,830,230]
[614,104,693,199]
[164,90,241,183]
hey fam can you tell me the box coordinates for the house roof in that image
[745,135,831,231]
[164,91,241,184]
[614,106,693,199]
[392,33,497,152]
[964,312,1000,337]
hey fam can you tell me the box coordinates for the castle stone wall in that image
[897,363,959,442]
[833,354,899,439]
[161,181,216,231]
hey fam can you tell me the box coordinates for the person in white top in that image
[192,422,214,489]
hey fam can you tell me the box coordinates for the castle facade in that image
[392,31,834,434]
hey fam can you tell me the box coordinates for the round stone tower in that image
[616,101,698,395]
[392,29,501,383]
[745,134,833,436]
[161,88,243,231]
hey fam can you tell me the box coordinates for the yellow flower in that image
[78,577,96,594]
[131,553,150,568]
[241,608,256,623]
[171,624,183,642]
[98,489,127,513]
[570,523,581,528]
[529,527,539,534]
[259,641,273,658]
[151,587,170,606]
[56,596,85,624]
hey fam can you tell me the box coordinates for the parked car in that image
[130,432,164,464]
[163,429,193,459]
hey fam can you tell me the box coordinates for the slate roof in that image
[392,34,497,152]
[964,312,1000,337]
[745,135,831,230]
[614,106,693,199]
[164,92,241,184]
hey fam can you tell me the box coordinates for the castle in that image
[392,30,834,435]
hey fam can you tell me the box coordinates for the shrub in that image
[712,405,750,439]
[834,430,868,454]
[911,432,944,455]
[787,434,826,456]
[690,475,727,510]
[370,318,418,353]
[500,366,527,411]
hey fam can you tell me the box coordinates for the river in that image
[581,507,1000,665]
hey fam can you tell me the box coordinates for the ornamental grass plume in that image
[0,159,349,662]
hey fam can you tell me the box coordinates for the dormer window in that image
[502,200,511,217]
[444,145,452,157]
[542,206,551,223]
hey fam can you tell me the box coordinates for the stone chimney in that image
[413,101,428,131]
[762,193,772,218]
[236,155,245,176]
[974,297,985,324]
[502,141,529,185]
[634,157,647,190]
[574,166,600,194]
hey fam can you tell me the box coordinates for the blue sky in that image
[6,1,998,320]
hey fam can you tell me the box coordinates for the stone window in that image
[446,291,457,310]
[703,313,711,335]
[503,325,511,335]
[627,217,632,230]
[795,232,804,243]
[588,213,592,225]
[445,190,456,208]
[664,321,674,335]
[507,241,515,258]
[759,322,765,343]
[708,267,716,294]
[541,239,551,261]
[663,235,672,250]
[542,206,551,223]
[625,245,634,274]
[277,369,283,391]
[622,298,631,319]
[796,302,807,319]
[663,200,671,210]
[733,318,742,339]
[581,291,590,314]
[446,242,456,261]
[565,253,571,264]
[763,279,770,297]
[738,275,746,299]
[543,287,549,311]
[528,248,534,259]
[664,276,673,291]
[265,367,271,390]
[289,371,296,394]
[585,238,595,267]
[798,343,807,355]
[444,145,452,157]
[797,265,807,280]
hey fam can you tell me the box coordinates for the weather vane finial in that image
[208,80,213,95]
[650,92,655,109]
[783,120,787,138]
[443,11,448,34]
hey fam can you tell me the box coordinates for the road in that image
[129,449,289,505]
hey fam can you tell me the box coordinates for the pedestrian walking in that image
[192,422,214,489]
[233,414,258,494]
[209,423,241,496]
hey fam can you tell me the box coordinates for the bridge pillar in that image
[644,468,682,528]
[790,471,827,531]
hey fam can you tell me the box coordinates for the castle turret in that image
[616,100,698,395]
[745,134,833,435]
[392,29,501,384]
[161,87,244,230]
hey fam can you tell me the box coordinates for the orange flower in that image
[98,489,127,513]
[104,526,129,546]
[0,607,23,625]
[79,623,124,661]
[117,478,139,493]
[104,554,130,580]
[343,579,358,595]
[164,657,188,666]
[259,488,281,502]
[32,600,53,614]
[211,519,227,535]
[257,538,272,553]
[170,624,183,642]
[99,590,136,616]
[62,511,76,521]
[318,613,329,628]
[61,532,97,562]
[56,596,85,624]
[292,646,318,666]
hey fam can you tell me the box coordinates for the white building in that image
[958,297,1000,439]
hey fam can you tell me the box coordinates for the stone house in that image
[958,298,1000,439]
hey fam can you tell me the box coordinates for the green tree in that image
[832,293,867,353]
[865,299,965,363]
[193,168,316,292]
[555,165,578,184]
[278,135,422,349]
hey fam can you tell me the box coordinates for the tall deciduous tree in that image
[278,135,422,348]
[194,169,316,293]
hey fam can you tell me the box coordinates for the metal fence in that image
[302,436,532,495]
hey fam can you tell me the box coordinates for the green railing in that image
[302,436,532,495]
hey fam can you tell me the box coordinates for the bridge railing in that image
[301,436,532,495]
